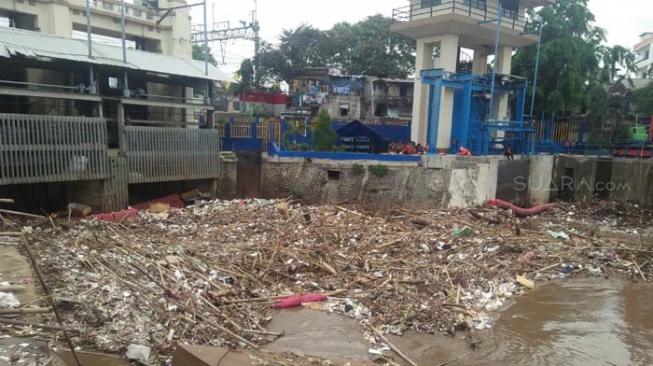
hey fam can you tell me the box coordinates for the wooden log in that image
[0,285,26,292]
[0,209,45,220]
[0,307,51,315]
[370,325,419,366]
[0,318,77,332]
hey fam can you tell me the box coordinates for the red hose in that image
[487,199,558,217]
[272,293,328,309]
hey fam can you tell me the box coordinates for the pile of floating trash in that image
[3,198,650,363]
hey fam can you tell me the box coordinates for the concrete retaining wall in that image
[261,155,498,209]
[552,155,653,207]
[609,159,653,207]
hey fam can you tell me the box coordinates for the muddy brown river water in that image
[265,279,653,366]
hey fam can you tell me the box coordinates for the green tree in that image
[256,16,416,83]
[312,110,337,151]
[512,0,605,116]
[236,59,255,89]
[634,81,653,116]
[229,59,255,95]
[584,84,608,142]
[192,44,217,66]
[600,45,637,83]
[326,15,416,78]
[279,25,328,84]
[255,41,290,85]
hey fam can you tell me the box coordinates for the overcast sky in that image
[190,0,652,75]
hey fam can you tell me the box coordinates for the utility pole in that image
[203,0,209,76]
[85,0,96,94]
[191,0,260,82]
[120,0,129,97]
[488,1,502,122]
[530,16,544,119]
[252,0,261,85]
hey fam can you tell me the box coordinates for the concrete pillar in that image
[39,3,72,37]
[168,5,192,58]
[472,48,488,75]
[528,155,554,205]
[410,40,434,144]
[435,34,459,152]
[495,46,513,120]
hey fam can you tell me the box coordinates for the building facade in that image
[0,0,232,211]
[635,32,653,79]
[291,69,414,122]
[0,0,192,58]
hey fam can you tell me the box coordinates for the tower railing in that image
[392,0,528,31]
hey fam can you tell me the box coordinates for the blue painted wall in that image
[222,117,412,153]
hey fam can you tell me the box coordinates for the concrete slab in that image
[53,350,131,366]
[264,308,370,362]
[0,246,49,366]
[172,345,256,366]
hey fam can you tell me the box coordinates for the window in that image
[0,17,12,28]
[463,0,486,10]
[399,85,408,97]
[421,0,441,8]
[500,0,518,19]
[327,170,341,181]
[108,77,120,89]
[102,2,113,10]
[132,8,142,17]
[339,105,349,117]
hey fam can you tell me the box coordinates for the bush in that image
[368,164,389,177]
[290,185,304,198]
[351,164,365,175]
[312,110,337,152]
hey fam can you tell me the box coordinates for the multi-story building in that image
[391,0,555,151]
[635,32,653,79]
[365,77,414,120]
[290,68,414,122]
[0,0,231,212]
[0,0,191,57]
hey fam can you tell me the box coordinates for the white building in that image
[391,0,555,150]
[635,32,653,79]
[0,0,192,58]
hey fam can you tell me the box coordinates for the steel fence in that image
[124,126,220,184]
[0,113,108,185]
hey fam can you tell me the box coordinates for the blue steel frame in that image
[420,68,534,155]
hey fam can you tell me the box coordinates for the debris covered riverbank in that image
[1,199,652,364]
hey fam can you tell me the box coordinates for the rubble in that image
[1,199,651,364]
[125,344,151,364]
[0,293,19,309]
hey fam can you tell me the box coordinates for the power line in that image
[191,0,261,80]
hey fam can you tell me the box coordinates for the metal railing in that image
[0,80,92,94]
[124,127,220,184]
[0,114,108,185]
[392,0,527,30]
[230,120,254,138]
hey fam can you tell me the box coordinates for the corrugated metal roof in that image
[0,27,232,81]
